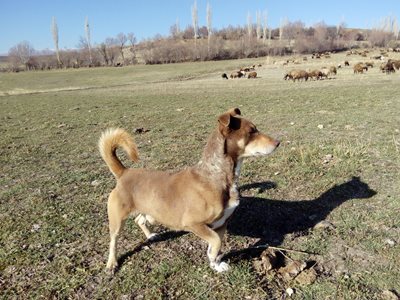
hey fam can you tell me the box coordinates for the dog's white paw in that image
[106,260,118,273]
[147,233,158,241]
[211,261,230,272]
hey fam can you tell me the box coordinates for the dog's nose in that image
[274,140,280,147]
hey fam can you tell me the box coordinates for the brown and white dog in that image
[99,108,280,272]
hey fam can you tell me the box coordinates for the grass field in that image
[1,52,399,299]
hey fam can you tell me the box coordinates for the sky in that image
[0,0,399,55]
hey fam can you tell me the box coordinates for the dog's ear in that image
[218,108,241,126]
[218,108,241,134]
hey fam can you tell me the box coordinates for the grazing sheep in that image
[353,63,367,74]
[308,69,323,80]
[247,71,257,79]
[365,62,374,68]
[320,68,331,78]
[221,73,228,80]
[329,66,337,76]
[283,72,291,80]
[344,61,350,66]
[388,59,400,70]
[381,62,395,74]
[230,71,244,79]
[285,69,308,82]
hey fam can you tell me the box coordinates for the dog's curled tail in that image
[99,128,139,179]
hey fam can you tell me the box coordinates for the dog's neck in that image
[197,129,238,184]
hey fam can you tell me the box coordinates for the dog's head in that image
[218,108,280,160]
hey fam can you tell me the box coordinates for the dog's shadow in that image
[118,176,376,267]
[224,176,376,261]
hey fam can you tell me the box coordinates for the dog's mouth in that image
[241,143,279,158]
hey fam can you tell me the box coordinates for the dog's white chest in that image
[210,200,239,229]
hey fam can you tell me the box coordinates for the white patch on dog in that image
[234,159,243,181]
[210,261,230,272]
[210,200,239,229]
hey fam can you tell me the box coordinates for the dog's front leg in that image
[134,214,157,240]
[189,224,230,272]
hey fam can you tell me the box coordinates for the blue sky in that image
[0,0,399,55]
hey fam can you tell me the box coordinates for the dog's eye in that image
[249,127,258,134]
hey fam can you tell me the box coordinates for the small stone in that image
[385,239,396,247]
[344,125,354,130]
[31,224,41,232]
[286,288,294,296]
[91,180,100,187]
[290,122,295,125]
[323,154,333,164]
[382,290,398,300]
[317,124,324,129]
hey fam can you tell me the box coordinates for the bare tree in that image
[247,12,252,41]
[85,17,92,64]
[176,18,181,36]
[116,33,127,63]
[51,17,62,66]
[127,32,137,63]
[192,0,198,47]
[206,2,212,54]
[262,11,268,44]
[8,41,36,70]
[279,18,287,41]
[77,36,91,66]
[393,16,399,40]
[170,18,181,39]
[256,11,262,40]
[97,43,109,66]
[105,37,119,65]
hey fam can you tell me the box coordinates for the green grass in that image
[1,52,399,299]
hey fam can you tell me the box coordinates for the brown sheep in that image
[285,69,308,82]
[308,69,323,80]
[283,72,292,80]
[329,66,337,75]
[388,59,400,70]
[221,73,228,80]
[247,71,257,79]
[381,62,395,74]
[353,63,367,74]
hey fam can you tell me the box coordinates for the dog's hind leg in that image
[106,190,130,272]
[134,214,157,240]
[189,224,230,272]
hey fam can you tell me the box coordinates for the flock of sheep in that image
[284,66,337,81]
[221,64,262,80]
[351,59,400,74]
[221,50,400,82]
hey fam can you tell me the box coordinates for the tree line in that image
[3,8,400,72]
